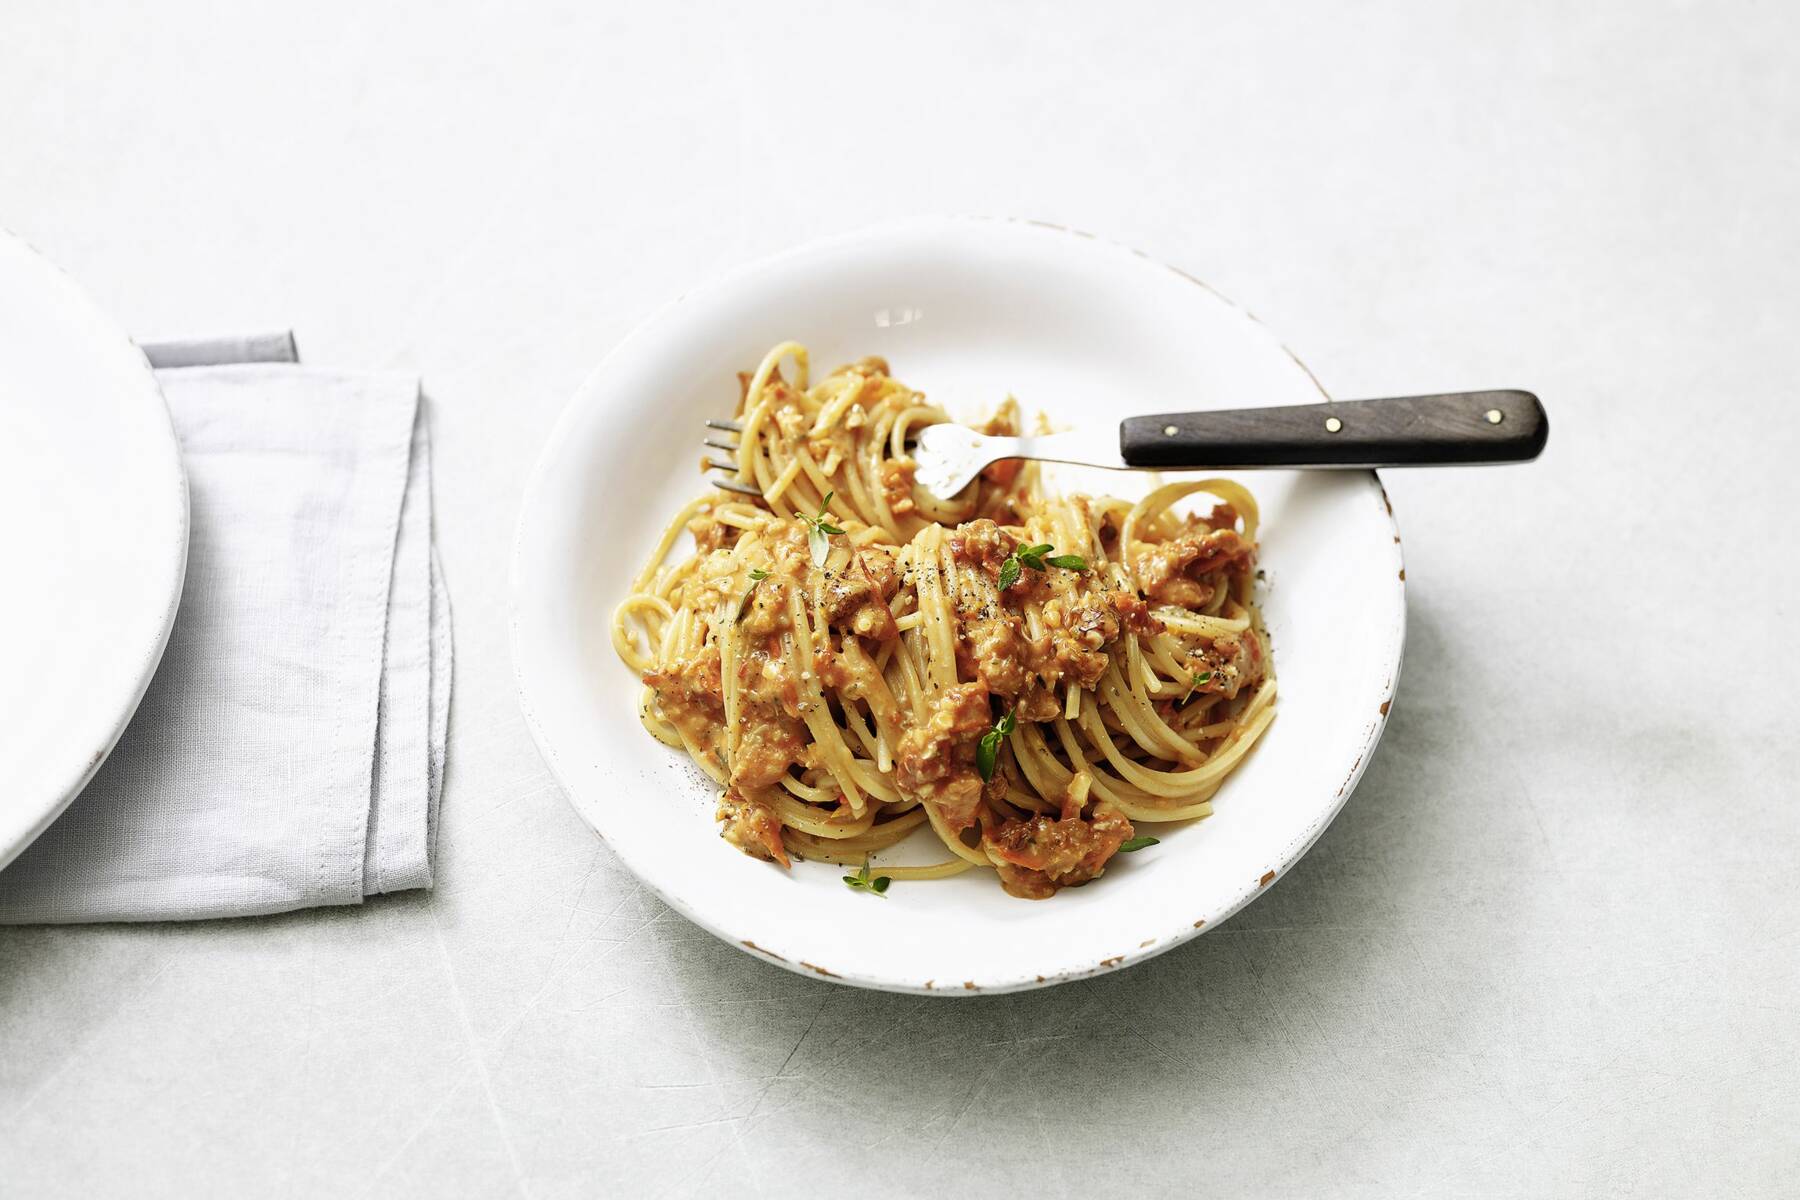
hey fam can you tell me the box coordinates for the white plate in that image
[0,230,188,871]
[512,217,1404,994]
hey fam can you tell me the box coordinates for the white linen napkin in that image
[0,333,452,923]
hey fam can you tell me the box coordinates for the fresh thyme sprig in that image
[842,860,891,896]
[801,491,846,567]
[735,567,772,622]
[975,709,1017,781]
[1182,669,1214,701]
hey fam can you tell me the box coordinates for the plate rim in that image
[0,227,191,872]
[510,214,1405,994]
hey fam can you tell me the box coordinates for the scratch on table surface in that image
[428,909,532,1199]
[1509,758,1561,869]
[629,1115,748,1137]
[353,1071,484,1200]
[1125,1016,1210,1081]
[835,994,921,1062]
[1020,1093,1076,1194]
[544,917,679,1012]
[1080,978,1210,1084]
[664,1133,765,1200]
[668,993,829,1194]
[4,954,177,1123]
[585,880,653,931]
[590,907,671,947]
[914,1000,1091,1160]
[921,1074,995,1156]
[455,776,567,830]
[280,931,323,1194]
[859,1042,983,1158]
[648,927,795,1200]
[564,986,632,1014]
[746,994,829,1117]
[480,862,646,1040]
[979,1032,1079,1051]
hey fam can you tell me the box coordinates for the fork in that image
[701,418,763,496]
[703,390,1547,500]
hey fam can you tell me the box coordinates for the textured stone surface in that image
[2,2,1795,1195]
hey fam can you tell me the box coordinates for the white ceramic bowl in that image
[512,217,1403,993]
[0,229,189,870]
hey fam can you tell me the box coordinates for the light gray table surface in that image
[3,2,1796,1196]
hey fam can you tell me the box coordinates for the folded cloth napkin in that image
[0,333,451,923]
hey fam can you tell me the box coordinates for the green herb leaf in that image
[801,493,843,563]
[736,569,773,622]
[999,544,1084,587]
[976,709,1016,782]
[1118,836,1160,853]
[1182,669,1213,701]
[843,860,891,897]
[976,730,1001,781]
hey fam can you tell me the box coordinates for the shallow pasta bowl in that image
[511,216,1404,994]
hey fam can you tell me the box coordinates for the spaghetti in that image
[612,343,1275,899]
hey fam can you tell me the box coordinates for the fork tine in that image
[711,477,762,496]
[702,417,756,495]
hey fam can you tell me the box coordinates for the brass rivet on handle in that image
[1162,424,1178,436]
[1485,408,1504,424]
[1324,416,1343,433]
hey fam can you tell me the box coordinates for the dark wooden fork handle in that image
[1120,390,1547,469]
